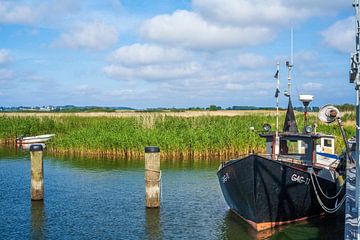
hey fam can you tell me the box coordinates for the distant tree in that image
[335,104,355,112]
[209,105,217,111]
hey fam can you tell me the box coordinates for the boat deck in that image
[345,167,358,239]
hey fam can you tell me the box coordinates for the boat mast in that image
[285,28,293,98]
[274,62,280,158]
[283,28,298,133]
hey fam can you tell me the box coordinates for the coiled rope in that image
[308,168,345,213]
[308,168,345,199]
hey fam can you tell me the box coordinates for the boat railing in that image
[224,153,330,168]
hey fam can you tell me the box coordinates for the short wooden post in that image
[145,146,161,208]
[30,144,44,201]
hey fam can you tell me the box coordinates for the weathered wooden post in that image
[145,146,161,208]
[30,144,44,201]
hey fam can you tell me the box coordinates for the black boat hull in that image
[217,155,338,231]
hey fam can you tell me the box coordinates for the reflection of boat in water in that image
[217,60,351,231]
[218,209,343,239]
[16,134,55,144]
[17,143,46,151]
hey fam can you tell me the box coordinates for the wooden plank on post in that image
[145,146,161,208]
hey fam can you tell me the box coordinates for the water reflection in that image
[0,146,344,239]
[17,143,46,151]
[145,208,161,240]
[47,153,221,172]
[219,210,282,239]
[31,201,45,240]
[0,145,28,160]
[218,210,344,240]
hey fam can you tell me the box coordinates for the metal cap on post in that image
[145,146,160,153]
[30,144,44,152]
[145,146,161,208]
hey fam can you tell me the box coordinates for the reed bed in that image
[0,113,355,160]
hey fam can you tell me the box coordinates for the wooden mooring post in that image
[145,146,161,208]
[30,144,44,201]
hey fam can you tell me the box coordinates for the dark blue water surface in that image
[0,147,343,239]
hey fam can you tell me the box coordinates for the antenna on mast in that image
[285,28,293,98]
[282,27,298,133]
[273,62,280,158]
[291,28,294,66]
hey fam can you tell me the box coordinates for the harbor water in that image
[0,147,344,239]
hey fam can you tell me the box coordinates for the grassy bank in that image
[0,113,355,160]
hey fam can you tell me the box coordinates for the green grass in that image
[0,113,355,159]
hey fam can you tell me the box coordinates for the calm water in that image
[0,147,343,239]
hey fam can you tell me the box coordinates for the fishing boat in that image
[217,56,351,231]
[16,134,55,144]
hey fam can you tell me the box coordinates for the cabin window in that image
[280,139,308,155]
[324,139,332,147]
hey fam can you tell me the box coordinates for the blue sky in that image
[0,0,356,108]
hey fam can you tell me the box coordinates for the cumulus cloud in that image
[322,17,354,53]
[70,85,100,95]
[140,10,274,50]
[0,1,80,25]
[0,69,15,81]
[193,0,307,27]
[56,21,118,50]
[0,1,38,24]
[105,44,201,82]
[193,0,346,27]
[302,82,323,90]
[139,0,349,51]
[108,44,191,66]
[0,49,11,64]
[237,53,268,68]
[104,62,201,82]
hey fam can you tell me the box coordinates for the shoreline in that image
[0,112,354,161]
[0,109,282,118]
[2,142,262,161]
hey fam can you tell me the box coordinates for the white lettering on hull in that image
[291,173,310,185]
[222,173,230,183]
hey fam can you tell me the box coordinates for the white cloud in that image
[237,53,268,68]
[140,10,274,50]
[107,89,135,97]
[71,85,100,95]
[108,44,191,66]
[193,0,346,27]
[104,62,201,81]
[302,82,323,90]
[0,1,37,24]
[0,69,15,81]
[295,51,318,63]
[322,17,354,53]
[0,49,11,64]
[193,0,307,27]
[56,21,118,50]
[0,1,81,25]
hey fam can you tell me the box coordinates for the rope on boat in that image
[308,168,345,213]
[308,168,345,200]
